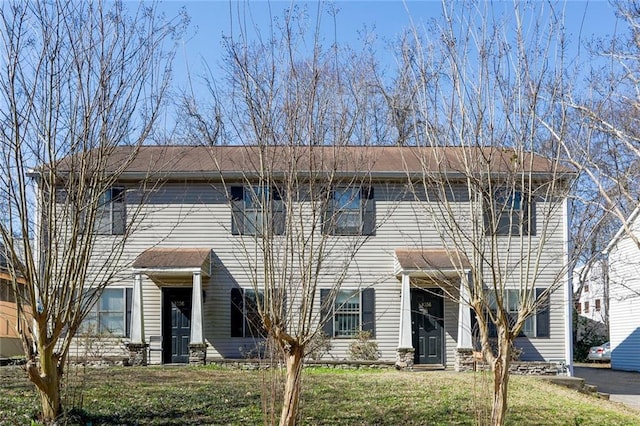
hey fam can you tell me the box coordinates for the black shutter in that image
[361,288,375,337]
[321,188,334,235]
[526,198,537,236]
[112,187,126,235]
[320,289,333,337]
[272,187,286,235]
[230,186,244,235]
[125,288,132,338]
[362,186,376,236]
[231,288,244,337]
[536,288,550,338]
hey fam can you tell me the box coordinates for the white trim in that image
[563,197,574,376]
[132,267,207,277]
[603,206,640,254]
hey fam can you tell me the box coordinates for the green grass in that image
[1,365,638,425]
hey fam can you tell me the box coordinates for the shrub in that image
[348,331,379,361]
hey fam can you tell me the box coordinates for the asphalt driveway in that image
[573,364,640,410]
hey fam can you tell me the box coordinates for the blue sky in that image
[157,0,622,96]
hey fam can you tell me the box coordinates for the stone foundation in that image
[126,342,148,366]
[189,343,207,365]
[454,348,476,372]
[395,347,415,370]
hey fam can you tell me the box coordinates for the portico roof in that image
[394,248,471,277]
[133,247,211,277]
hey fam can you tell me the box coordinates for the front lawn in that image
[1,365,638,425]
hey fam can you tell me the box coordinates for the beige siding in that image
[73,181,569,365]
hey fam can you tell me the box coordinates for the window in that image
[324,186,375,236]
[320,288,375,338]
[93,187,126,235]
[584,301,590,313]
[584,284,589,293]
[482,288,549,338]
[575,301,582,314]
[485,188,535,236]
[595,299,601,312]
[230,288,265,337]
[0,279,15,303]
[82,288,132,337]
[230,186,284,236]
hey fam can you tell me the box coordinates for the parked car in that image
[587,342,611,362]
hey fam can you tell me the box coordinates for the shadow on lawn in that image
[65,407,198,426]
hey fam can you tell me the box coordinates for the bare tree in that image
[561,1,640,251]
[391,3,576,424]
[0,1,182,421]
[189,7,388,426]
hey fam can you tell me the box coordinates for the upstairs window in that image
[81,287,132,337]
[595,299,601,312]
[94,187,126,235]
[324,186,375,236]
[485,188,535,236]
[230,186,284,236]
[320,288,375,338]
[482,288,549,338]
[230,288,265,338]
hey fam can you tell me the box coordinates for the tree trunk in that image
[28,343,62,423]
[279,344,304,426]
[490,339,512,426]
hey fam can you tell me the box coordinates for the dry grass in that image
[0,365,638,425]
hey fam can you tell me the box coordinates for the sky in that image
[156,0,624,99]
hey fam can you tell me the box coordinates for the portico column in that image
[457,274,472,349]
[455,272,474,372]
[396,273,414,369]
[130,273,145,343]
[189,271,206,365]
[126,273,147,366]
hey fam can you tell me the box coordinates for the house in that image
[0,245,27,359]
[603,207,640,372]
[573,259,608,324]
[45,145,573,371]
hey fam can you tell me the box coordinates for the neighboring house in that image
[603,207,640,372]
[573,259,608,325]
[0,245,27,359]
[45,146,573,371]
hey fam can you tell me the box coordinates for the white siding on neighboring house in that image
[605,208,640,372]
[573,260,608,324]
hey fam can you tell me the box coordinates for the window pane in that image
[99,312,124,335]
[100,289,124,311]
[335,290,360,337]
[507,290,519,312]
[522,316,535,337]
[334,188,360,210]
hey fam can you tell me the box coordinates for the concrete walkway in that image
[573,364,640,410]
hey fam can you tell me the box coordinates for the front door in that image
[411,287,444,365]
[163,288,192,364]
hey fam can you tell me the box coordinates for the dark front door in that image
[411,287,444,365]
[163,288,192,364]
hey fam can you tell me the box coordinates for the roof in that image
[51,145,574,180]
[133,248,211,270]
[603,206,640,255]
[394,248,471,272]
